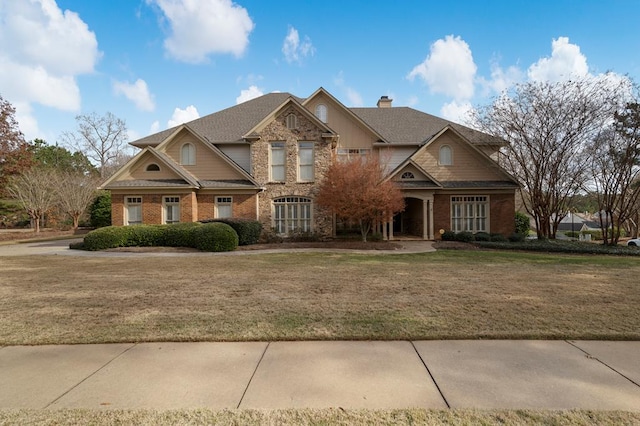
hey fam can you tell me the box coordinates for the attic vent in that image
[146,163,160,171]
[401,171,415,179]
[286,114,297,129]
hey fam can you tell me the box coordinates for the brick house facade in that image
[102,88,518,240]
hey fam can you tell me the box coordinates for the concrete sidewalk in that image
[1,340,638,410]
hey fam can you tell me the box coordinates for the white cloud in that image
[0,0,100,139]
[113,79,155,111]
[528,37,589,82]
[150,120,160,134]
[478,59,524,95]
[148,0,254,63]
[168,105,200,127]
[282,26,315,64]
[236,85,263,104]
[440,100,474,124]
[333,71,363,106]
[408,35,477,100]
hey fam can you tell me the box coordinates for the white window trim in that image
[439,145,453,166]
[181,143,196,166]
[286,114,297,129]
[298,141,314,182]
[215,196,233,219]
[272,196,313,235]
[270,142,286,182]
[315,104,327,123]
[336,148,371,162]
[125,196,142,226]
[162,196,181,224]
[451,195,489,233]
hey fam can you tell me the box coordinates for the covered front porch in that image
[379,193,435,241]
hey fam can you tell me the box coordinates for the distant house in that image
[101,88,519,240]
[556,212,603,233]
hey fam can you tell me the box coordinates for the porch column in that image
[423,199,428,240]
[426,195,434,240]
[382,218,387,240]
[388,213,394,240]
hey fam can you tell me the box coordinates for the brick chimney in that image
[377,95,393,108]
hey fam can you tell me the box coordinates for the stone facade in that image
[251,107,334,236]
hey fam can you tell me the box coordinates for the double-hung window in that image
[451,196,488,233]
[298,142,314,182]
[163,196,180,224]
[336,148,371,162]
[216,196,233,218]
[270,142,285,181]
[125,196,142,225]
[273,196,312,234]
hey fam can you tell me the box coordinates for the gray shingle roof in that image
[130,92,504,149]
[105,179,193,188]
[351,107,506,146]
[132,92,299,147]
[198,180,258,189]
[440,181,520,189]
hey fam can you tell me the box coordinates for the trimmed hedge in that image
[160,222,201,247]
[475,239,640,256]
[81,222,238,252]
[200,218,262,246]
[194,222,239,252]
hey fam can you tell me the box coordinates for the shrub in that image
[454,231,474,242]
[515,212,530,235]
[441,230,456,241]
[509,232,526,242]
[193,222,239,252]
[584,230,603,240]
[474,232,491,242]
[89,191,111,228]
[69,241,85,250]
[127,225,164,247]
[160,222,202,247]
[490,233,508,242]
[202,218,262,245]
[565,231,580,238]
[289,231,322,242]
[83,226,129,250]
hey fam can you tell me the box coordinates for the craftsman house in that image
[101,87,518,240]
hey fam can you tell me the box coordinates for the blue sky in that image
[1,0,639,152]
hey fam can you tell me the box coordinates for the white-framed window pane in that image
[125,196,142,225]
[439,145,452,165]
[216,196,233,219]
[298,142,314,182]
[181,143,195,165]
[273,196,312,235]
[163,196,180,224]
[315,104,327,123]
[271,142,285,181]
[450,196,488,233]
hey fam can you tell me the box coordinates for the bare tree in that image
[315,155,405,242]
[473,76,632,239]
[62,112,128,178]
[589,102,640,244]
[7,168,58,232]
[54,171,101,229]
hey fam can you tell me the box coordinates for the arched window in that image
[146,163,160,171]
[401,171,415,179]
[273,196,312,234]
[286,114,297,129]
[181,143,195,165]
[439,145,452,166]
[315,104,327,123]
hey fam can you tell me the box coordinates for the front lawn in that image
[1,250,639,345]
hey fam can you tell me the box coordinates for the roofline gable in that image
[415,125,519,184]
[385,158,442,187]
[302,87,389,143]
[99,146,199,189]
[242,95,335,139]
